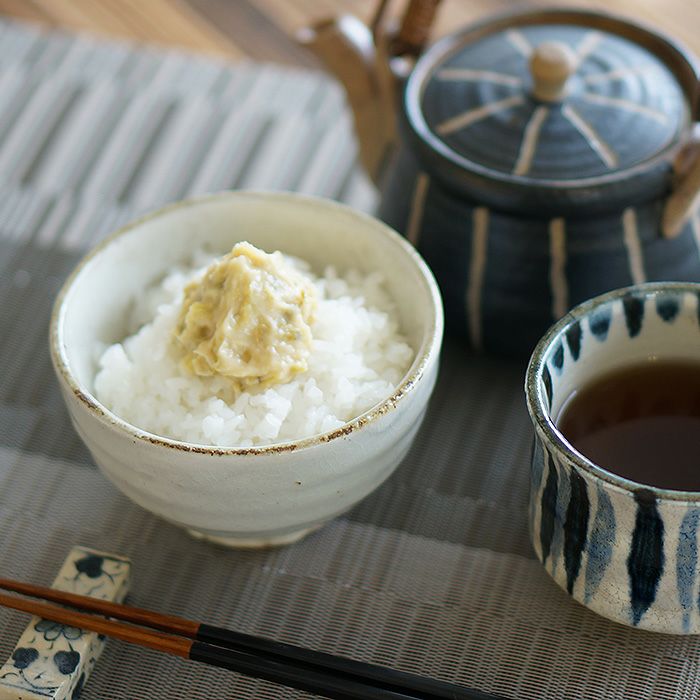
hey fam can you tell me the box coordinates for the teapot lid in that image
[404,9,700,215]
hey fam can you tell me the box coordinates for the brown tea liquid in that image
[557,361,700,491]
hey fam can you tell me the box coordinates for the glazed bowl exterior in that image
[526,282,700,633]
[50,191,443,548]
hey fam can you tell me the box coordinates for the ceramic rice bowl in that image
[50,191,443,548]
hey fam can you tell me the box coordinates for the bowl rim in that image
[525,281,700,502]
[50,190,444,456]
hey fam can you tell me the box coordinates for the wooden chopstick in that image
[0,577,198,636]
[0,590,418,700]
[0,579,504,700]
[0,578,486,699]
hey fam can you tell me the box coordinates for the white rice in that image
[94,250,414,447]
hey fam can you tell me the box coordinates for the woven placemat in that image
[0,18,698,699]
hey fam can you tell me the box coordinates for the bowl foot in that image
[185,523,324,549]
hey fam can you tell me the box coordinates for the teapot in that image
[301,3,700,355]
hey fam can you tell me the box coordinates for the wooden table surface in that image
[1,0,699,65]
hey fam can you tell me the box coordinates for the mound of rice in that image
[94,250,414,447]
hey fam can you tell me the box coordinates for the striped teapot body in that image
[378,10,700,356]
[380,148,700,356]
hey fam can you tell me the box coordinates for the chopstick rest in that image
[0,546,130,700]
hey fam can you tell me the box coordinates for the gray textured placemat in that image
[0,18,698,699]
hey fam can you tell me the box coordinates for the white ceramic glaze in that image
[50,192,443,548]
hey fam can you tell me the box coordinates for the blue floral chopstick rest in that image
[0,546,131,699]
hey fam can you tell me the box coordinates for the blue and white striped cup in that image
[526,282,700,634]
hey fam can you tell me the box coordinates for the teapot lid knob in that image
[529,41,577,102]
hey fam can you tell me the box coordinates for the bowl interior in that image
[54,192,441,400]
[535,285,700,425]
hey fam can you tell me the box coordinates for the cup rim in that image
[525,281,700,501]
[50,190,445,456]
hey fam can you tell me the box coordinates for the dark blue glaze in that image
[656,294,680,322]
[11,648,38,670]
[378,10,700,357]
[419,25,684,181]
[551,341,564,374]
[584,484,615,604]
[380,175,700,355]
[549,461,572,574]
[563,468,590,595]
[677,509,700,633]
[540,459,558,564]
[416,173,474,341]
[479,207,553,352]
[628,489,665,626]
[72,673,86,699]
[531,439,545,497]
[74,555,104,579]
[589,306,612,341]
[35,619,82,642]
[54,651,81,675]
[542,365,553,409]
[565,321,582,361]
[622,293,645,337]
[530,440,545,538]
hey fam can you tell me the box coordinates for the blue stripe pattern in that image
[622,293,644,338]
[531,439,545,496]
[530,439,546,550]
[589,305,612,341]
[549,464,572,577]
[564,320,582,360]
[563,468,590,594]
[584,484,615,604]
[628,489,665,626]
[546,291,690,414]
[540,455,558,565]
[551,341,564,374]
[677,509,700,633]
[530,288,700,632]
[656,294,680,322]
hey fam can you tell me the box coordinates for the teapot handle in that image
[662,131,700,238]
[391,0,443,57]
